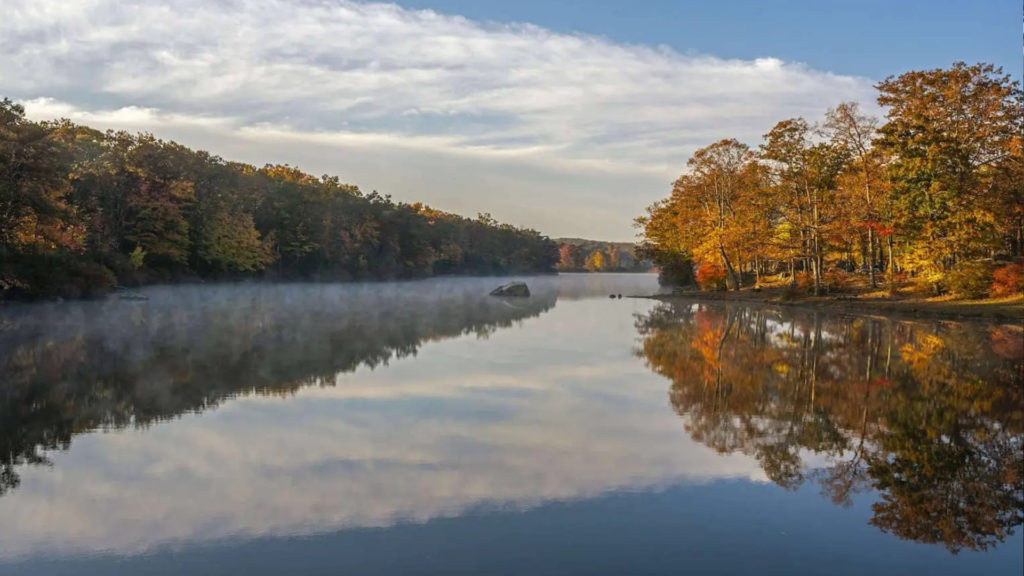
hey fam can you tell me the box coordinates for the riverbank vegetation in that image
[0,100,558,300]
[637,63,1023,304]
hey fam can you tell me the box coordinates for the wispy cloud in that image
[3,0,877,239]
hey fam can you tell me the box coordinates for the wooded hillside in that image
[0,101,559,299]
[555,238,652,272]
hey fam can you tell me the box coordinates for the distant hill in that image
[554,238,652,272]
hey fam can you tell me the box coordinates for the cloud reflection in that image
[0,275,764,559]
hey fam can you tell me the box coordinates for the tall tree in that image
[680,139,756,290]
[875,62,1024,279]
[0,100,83,291]
[825,102,885,287]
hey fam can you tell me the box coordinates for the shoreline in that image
[638,289,1024,324]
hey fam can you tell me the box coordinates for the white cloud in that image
[2,0,878,239]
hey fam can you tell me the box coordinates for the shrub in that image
[3,251,117,300]
[739,271,756,288]
[68,260,118,298]
[886,272,907,297]
[656,255,696,287]
[911,269,946,295]
[824,269,853,292]
[947,261,993,300]
[696,262,728,291]
[129,245,147,270]
[990,263,1023,297]
[795,271,814,292]
[778,284,799,301]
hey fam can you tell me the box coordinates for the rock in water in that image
[490,282,530,297]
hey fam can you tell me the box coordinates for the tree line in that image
[637,63,1023,298]
[0,100,559,299]
[555,238,652,272]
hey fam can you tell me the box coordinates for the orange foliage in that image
[990,263,1023,297]
[824,268,853,292]
[695,262,727,291]
[795,271,814,291]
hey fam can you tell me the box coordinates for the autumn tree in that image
[122,136,196,269]
[665,139,757,290]
[760,118,849,294]
[636,201,697,286]
[875,62,1024,287]
[585,249,606,271]
[0,99,81,289]
[605,243,620,269]
[824,102,887,287]
[557,243,581,270]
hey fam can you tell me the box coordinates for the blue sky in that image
[5,1,1020,240]
[393,0,1021,80]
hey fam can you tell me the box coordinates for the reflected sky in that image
[3,275,748,556]
[0,275,1021,575]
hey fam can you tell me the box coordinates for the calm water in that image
[1,274,1021,575]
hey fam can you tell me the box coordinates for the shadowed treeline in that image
[635,302,1024,553]
[0,279,557,497]
[0,100,559,300]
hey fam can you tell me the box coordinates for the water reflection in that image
[2,275,782,562]
[0,279,559,498]
[635,302,1024,553]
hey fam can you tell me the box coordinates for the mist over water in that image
[0,274,1020,576]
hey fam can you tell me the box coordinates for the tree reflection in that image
[636,302,1024,553]
[0,281,556,497]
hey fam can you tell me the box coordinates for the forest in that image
[555,238,653,272]
[637,63,1023,299]
[0,100,559,299]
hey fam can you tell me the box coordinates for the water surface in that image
[0,274,1021,575]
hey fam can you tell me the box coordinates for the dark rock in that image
[490,282,530,297]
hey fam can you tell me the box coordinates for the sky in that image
[3,0,1019,241]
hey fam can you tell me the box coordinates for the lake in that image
[0,274,1021,575]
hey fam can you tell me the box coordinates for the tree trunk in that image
[867,227,877,288]
[860,233,868,269]
[887,236,896,296]
[811,201,823,295]
[719,244,740,291]
[811,235,823,295]
[1016,215,1023,257]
